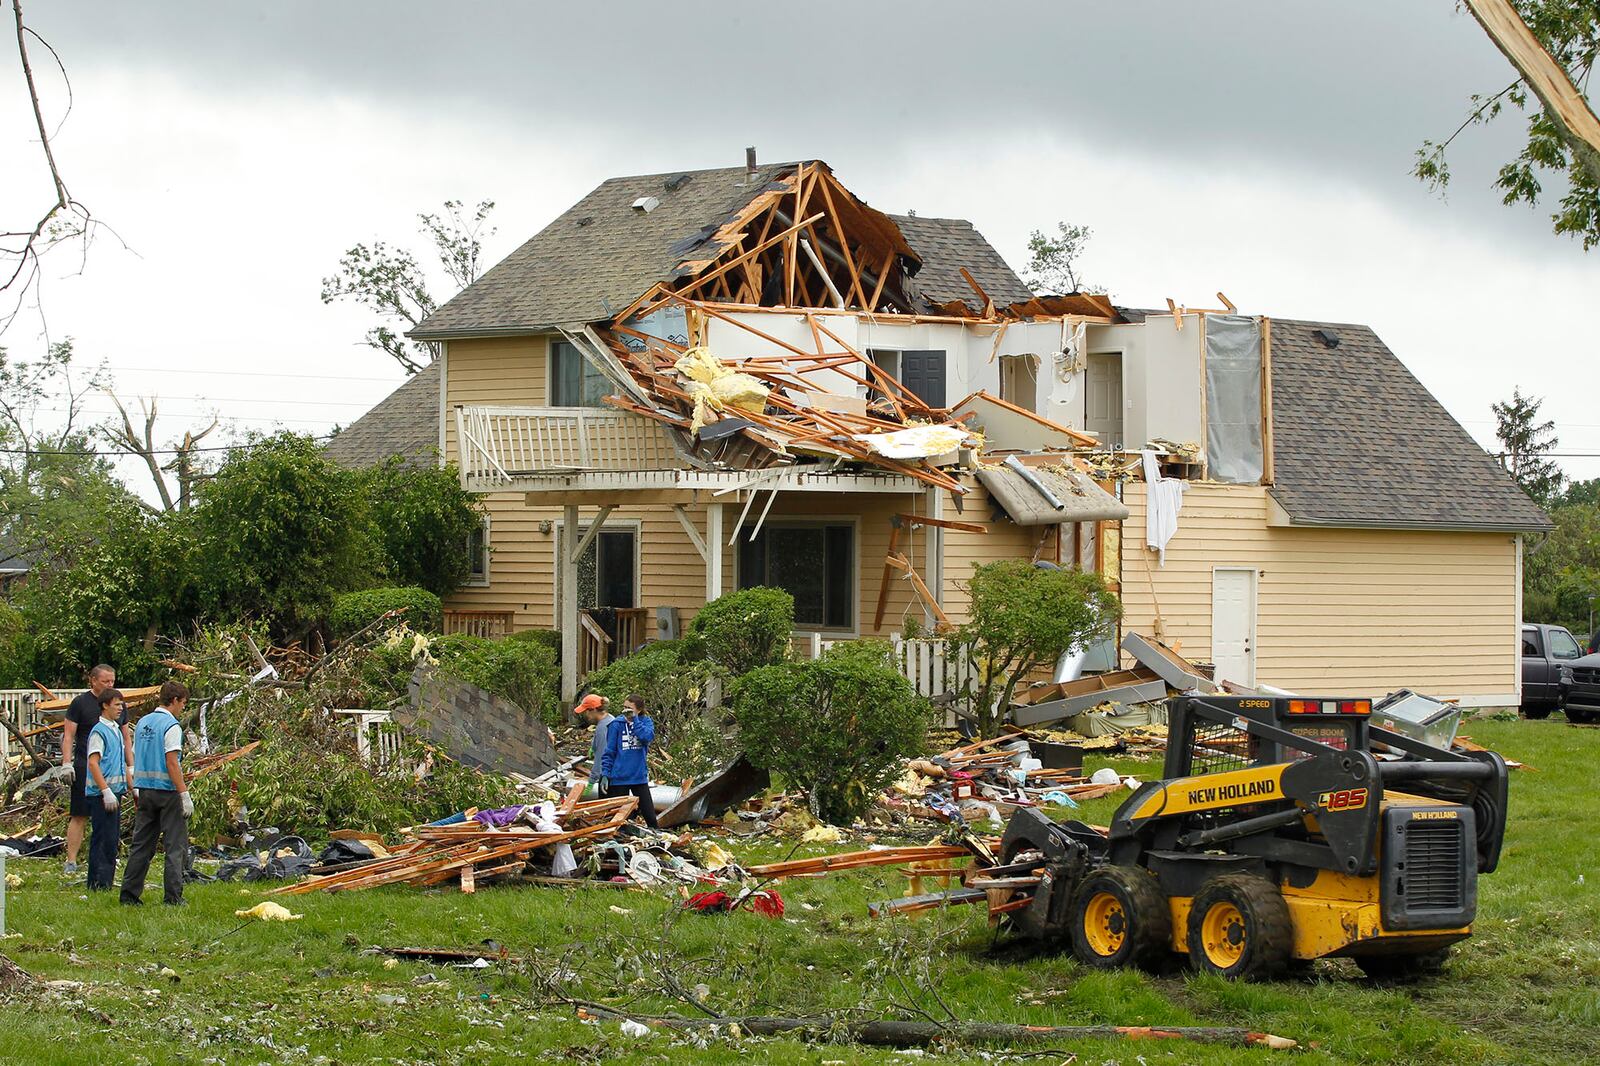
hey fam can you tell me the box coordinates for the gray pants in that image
[120,789,188,905]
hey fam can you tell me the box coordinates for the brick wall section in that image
[401,669,558,777]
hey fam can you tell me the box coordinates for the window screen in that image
[738,523,854,629]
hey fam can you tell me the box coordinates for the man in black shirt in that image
[61,664,127,875]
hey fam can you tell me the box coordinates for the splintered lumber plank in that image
[873,521,902,631]
[746,846,971,879]
[460,865,475,894]
[679,212,824,302]
[190,741,262,781]
[273,843,482,895]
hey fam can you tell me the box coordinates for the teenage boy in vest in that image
[599,694,658,830]
[83,688,129,890]
[120,681,193,906]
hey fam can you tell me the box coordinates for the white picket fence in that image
[0,688,87,762]
[798,635,975,707]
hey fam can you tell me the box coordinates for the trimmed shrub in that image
[505,628,562,659]
[433,632,559,722]
[330,586,443,638]
[689,587,794,675]
[733,639,931,825]
[583,639,731,780]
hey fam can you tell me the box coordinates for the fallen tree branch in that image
[572,1005,1297,1050]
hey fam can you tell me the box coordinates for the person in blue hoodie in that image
[598,694,658,829]
[83,688,130,890]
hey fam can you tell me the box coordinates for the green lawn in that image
[0,717,1595,1065]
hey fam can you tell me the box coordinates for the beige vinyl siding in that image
[442,335,550,466]
[1120,482,1518,701]
[940,480,1041,625]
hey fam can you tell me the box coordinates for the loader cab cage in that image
[1167,696,1372,780]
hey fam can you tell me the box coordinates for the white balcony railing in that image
[454,405,682,488]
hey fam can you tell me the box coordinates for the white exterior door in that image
[1085,353,1123,447]
[1211,567,1258,686]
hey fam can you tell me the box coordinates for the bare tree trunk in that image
[572,1006,1297,1050]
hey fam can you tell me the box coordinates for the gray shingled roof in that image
[325,362,440,469]
[1268,319,1551,532]
[412,164,800,339]
[890,214,1035,311]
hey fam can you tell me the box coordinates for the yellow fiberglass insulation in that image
[673,346,769,433]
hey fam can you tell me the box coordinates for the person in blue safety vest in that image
[598,693,658,830]
[83,688,130,890]
[120,680,193,906]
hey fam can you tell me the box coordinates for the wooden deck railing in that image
[454,405,681,489]
[576,607,651,683]
[443,609,514,639]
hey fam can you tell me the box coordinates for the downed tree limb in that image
[573,1005,1297,1050]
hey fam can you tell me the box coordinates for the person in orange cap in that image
[574,694,614,794]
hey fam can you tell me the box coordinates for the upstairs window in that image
[466,517,490,586]
[549,340,611,407]
[737,522,854,630]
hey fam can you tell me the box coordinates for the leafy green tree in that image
[952,560,1122,736]
[689,587,795,675]
[20,499,194,683]
[734,640,931,824]
[1524,501,1600,634]
[1023,221,1101,295]
[1560,477,1600,508]
[1416,4,1600,246]
[1493,387,1563,504]
[191,433,373,636]
[364,456,481,596]
[321,200,496,374]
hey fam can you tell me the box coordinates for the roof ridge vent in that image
[664,173,692,192]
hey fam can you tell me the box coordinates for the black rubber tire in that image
[1068,865,1172,972]
[1567,708,1598,725]
[1521,704,1553,720]
[1185,873,1294,980]
[1356,946,1452,982]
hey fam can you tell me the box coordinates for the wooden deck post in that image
[705,502,724,707]
[561,503,580,705]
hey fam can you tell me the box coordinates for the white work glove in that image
[60,762,75,783]
[132,788,141,804]
[101,791,119,812]
[180,792,194,818]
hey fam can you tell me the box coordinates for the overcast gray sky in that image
[4,1,1597,484]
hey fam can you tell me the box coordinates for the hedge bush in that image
[433,632,559,722]
[582,639,731,780]
[733,639,931,825]
[330,586,443,638]
[505,628,562,658]
[689,587,794,675]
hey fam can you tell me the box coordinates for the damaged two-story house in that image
[328,157,1549,710]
